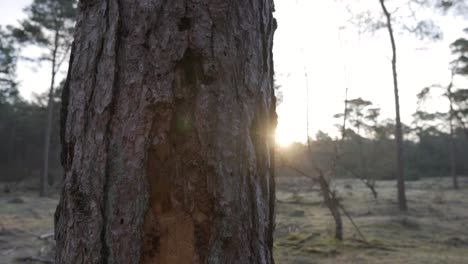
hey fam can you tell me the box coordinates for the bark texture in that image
[55,1,277,263]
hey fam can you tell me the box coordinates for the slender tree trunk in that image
[449,118,458,189]
[317,172,343,241]
[357,122,365,180]
[447,77,458,189]
[379,0,407,211]
[40,29,59,197]
[305,67,311,153]
[55,1,276,263]
[341,88,348,140]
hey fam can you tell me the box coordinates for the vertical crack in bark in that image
[82,0,112,134]
[82,39,103,133]
[248,106,271,263]
[266,105,276,264]
[267,13,277,262]
[259,0,268,73]
[60,42,75,172]
[100,0,121,262]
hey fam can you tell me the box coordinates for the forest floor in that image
[275,175,468,264]
[1,177,468,263]
[0,181,58,264]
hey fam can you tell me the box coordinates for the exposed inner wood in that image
[55,0,276,263]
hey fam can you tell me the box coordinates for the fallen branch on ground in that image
[16,256,54,264]
[38,233,54,240]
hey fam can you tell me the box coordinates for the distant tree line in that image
[278,96,468,184]
[0,0,75,194]
[1,0,467,193]
[0,78,62,184]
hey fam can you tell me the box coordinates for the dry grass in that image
[274,176,468,264]
[1,177,467,263]
[0,190,58,264]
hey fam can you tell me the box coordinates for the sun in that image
[275,128,294,147]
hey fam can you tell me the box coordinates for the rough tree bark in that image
[55,1,277,263]
[379,0,408,211]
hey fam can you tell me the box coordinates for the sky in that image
[1,0,466,146]
[273,0,466,145]
[0,0,54,101]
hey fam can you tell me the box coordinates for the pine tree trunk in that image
[40,85,55,197]
[379,0,407,211]
[448,79,458,189]
[318,173,343,241]
[40,30,58,197]
[55,1,277,263]
[449,120,458,189]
